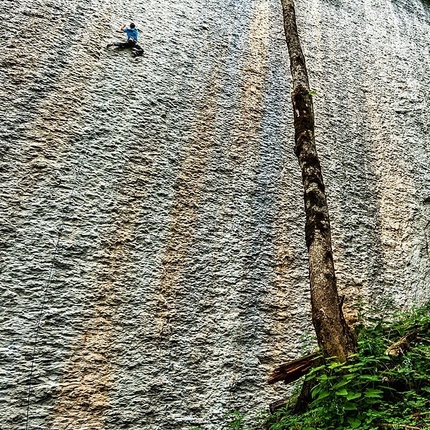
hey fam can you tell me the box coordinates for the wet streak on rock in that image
[360,0,427,305]
[225,0,269,351]
[229,1,269,165]
[0,6,115,428]
[299,1,384,317]
[154,71,221,336]
[49,154,153,429]
[219,0,271,414]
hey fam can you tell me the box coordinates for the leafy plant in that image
[263,303,430,430]
[226,410,250,430]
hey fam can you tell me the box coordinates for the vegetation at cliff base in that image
[264,303,430,430]
[187,304,430,430]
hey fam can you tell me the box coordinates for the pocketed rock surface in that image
[1,0,429,428]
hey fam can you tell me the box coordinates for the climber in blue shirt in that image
[107,22,144,57]
[123,23,139,41]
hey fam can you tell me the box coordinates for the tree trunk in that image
[280,0,356,361]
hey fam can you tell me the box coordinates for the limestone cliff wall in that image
[1,0,429,428]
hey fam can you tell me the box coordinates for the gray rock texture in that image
[1,0,429,428]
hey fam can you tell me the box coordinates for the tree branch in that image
[268,352,320,384]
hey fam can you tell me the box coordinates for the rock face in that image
[1,0,429,428]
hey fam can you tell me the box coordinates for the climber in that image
[107,22,144,57]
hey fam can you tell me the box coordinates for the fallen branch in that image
[268,352,320,384]
[385,330,418,357]
[385,323,429,356]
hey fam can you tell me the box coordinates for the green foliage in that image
[225,410,250,430]
[263,303,430,430]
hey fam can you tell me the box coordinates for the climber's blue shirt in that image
[124,27,138,41]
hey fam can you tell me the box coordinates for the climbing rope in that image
[25,226,63,430]
[24,161,81,429]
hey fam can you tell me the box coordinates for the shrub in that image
[264,303,430,430]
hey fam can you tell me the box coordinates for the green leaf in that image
[343,402,358,411]
[364,388,383,398]
[335,388,348,396]
[359,374,379,381]
[346,392,362,401]
[317,374,337,383]
[312,364,327,372]
[347,417,362,428]
[333,379,349,390]
[328,361,344,369]
[311,385,322,397]
[316,390,331,401]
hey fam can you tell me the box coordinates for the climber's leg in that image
[132,44,144,57]
[107,40,134,49]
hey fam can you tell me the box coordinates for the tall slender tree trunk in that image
[280,0,355,362]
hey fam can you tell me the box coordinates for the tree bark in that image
[280,0,356,361]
